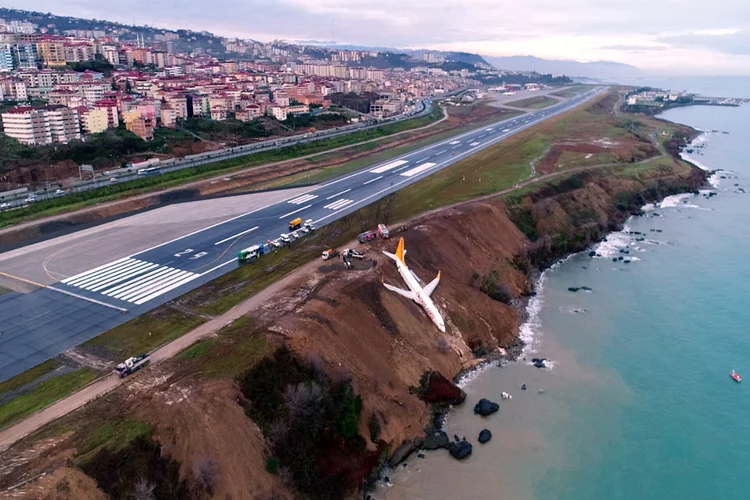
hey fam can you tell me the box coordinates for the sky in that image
[6,0,750,75]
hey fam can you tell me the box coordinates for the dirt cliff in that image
[0,160,706,499]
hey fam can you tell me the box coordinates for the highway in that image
[0,87,604,382]
[0,99,430,210]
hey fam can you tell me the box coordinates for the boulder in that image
[447,440,473,460]
[420,371,466,405]
[588,251,597,257]
[388,438,423,467]
[580,286,592,291]
[478,429,492,444]
[568,287,580,292]
[422,430,450,450]
[473,398,499,416]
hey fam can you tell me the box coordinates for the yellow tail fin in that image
[395,237,406,265]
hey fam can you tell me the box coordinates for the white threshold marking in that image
[115,269,188,302]
[400,162,437,177]
[288,194,318,205]
[73,260,152,289]
[326,188,351,200]
[104,267,176,297]
[133,274,200,305]
[89,263,160,292]
[61,257,129,284]
[324,199,354,210]
[64,259,137,286]
[214,226,259,246]
[370,159,407,174]
[123,271,194,303]
[279,204,312,219]
[363,175,382,185]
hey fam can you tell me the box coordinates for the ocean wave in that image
[518,272,548,357]
[642,203,656,212]
[592,230,634,258]
[660,193,694,208]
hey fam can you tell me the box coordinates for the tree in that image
[192,458,219,496]
[133,479,156,500]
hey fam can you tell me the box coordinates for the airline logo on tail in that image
[382,237,446,332]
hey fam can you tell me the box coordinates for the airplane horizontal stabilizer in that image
[423,271,441,297]
[383,281,415,300]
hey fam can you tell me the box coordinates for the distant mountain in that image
[484,55,642,79]
[318,44,491,68]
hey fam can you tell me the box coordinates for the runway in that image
[0,87,604,382]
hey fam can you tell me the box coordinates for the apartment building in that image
[123,109,155,141]
[37,38,66,67]
[78,106,109,134]
[0,46,12,71]
[1,105,81,145]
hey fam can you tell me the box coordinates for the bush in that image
[266,456,280,474]
[81,435,187,500]
[479,271,513,305]
[239,348,372,500]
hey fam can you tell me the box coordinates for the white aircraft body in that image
[383,238,445,332]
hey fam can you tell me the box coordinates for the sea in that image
[374,78,750,500]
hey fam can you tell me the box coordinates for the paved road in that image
[0,88,605,382]
[0,100,431,210]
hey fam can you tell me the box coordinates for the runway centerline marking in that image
[279,205,312,219]
[214,226,259,246]
[363,175,383,185]
[326,189,351,200]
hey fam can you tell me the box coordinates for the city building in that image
[1,105,81,144]
[123,109,155,141]
[0,45,12,72]
[79,106,109,134]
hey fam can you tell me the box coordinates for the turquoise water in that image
[528,103,750,499]
[376,103,750,500]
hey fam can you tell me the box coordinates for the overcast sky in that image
[7,0,750,74]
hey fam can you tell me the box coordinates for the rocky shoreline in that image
[371,157,710,494]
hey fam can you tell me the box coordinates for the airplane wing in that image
[383,281,415,300]
[422,271,441,297]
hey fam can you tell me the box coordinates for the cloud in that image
[600,44,664,51]
[658,30,750,55]
[4,0,750,73]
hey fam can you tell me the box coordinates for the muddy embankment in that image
[236,161,708,495]
[0,162,707,500]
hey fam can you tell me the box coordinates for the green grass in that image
[75,418,152,459]
[0,286,11,296]
[0,359,60,396]
[179,338,217,360]
[506,96,559,109]
[0,368,98,430]
[83,309,207,360]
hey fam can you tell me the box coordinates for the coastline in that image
[373,115,711,498]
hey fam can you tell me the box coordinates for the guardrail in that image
[0,99,433,211]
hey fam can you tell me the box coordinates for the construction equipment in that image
[289,218,303,231]
[322,249,341,260]
[342,248,366,269]
[115,354,150,378]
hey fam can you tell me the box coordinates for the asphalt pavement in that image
[0,87,604,382]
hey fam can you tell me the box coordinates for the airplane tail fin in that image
[395,237,406,265]
[383,237,407,266]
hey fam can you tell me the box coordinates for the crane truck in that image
[115,354,150,377]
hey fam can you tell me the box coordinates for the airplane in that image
[382,238,446,332]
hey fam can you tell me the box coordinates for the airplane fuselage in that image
[394,259,446,332]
